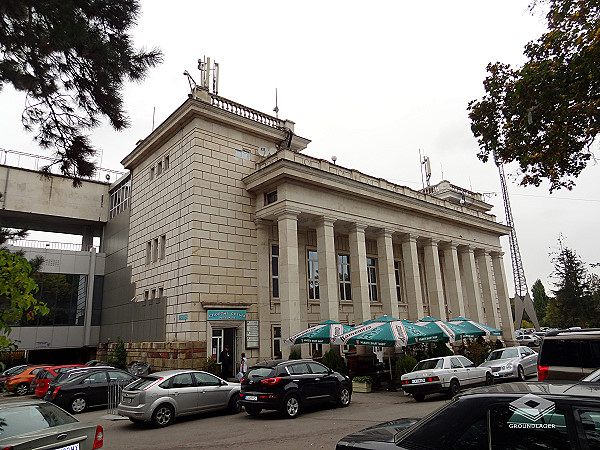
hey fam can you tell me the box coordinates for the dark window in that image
[451,415,488,450]
[307,362,329,375]
[171,373,194,388]
[125,376,160,391]
[288,363,311,375]
[265,191,278,205]
[540,339,583,367]
[0,403,78,439]
[83,372,107,384]
[108,371,133,382]
[271,245,279,299]
[579,409,600,448]
[273,326,282,359]
[194,372,221,386]
[307,250,319,300]
[26,273,88,326]
[338,254,351,301]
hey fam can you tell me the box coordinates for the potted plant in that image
[352,376,372,393]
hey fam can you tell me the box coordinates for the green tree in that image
[532,279,549,326]
[468,0,599,192]
[0,0,162,185]
[0,249,48,350]
[106,337,127,370]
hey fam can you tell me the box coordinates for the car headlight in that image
[503,363,513,370]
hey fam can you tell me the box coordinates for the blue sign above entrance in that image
[208,309,246,320]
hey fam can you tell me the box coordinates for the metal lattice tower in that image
[495,156,540,330]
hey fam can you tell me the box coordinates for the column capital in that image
[458,244,474,254]
[254,218,272,230]
[423,237,440,247]
[440,241,460,251]
[316,215,337,227]
[401,233,419,244]
[351,222,369,232]
[276,209,301,221]
[376,228,395,239]
[474,247,491,257]
[489,250,505,258]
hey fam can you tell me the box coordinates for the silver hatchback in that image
[118,369,241,427]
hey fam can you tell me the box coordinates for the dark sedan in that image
[240,359,352,418]
[44,367,136,413]
[337,382,600,449]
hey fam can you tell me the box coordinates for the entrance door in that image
[212,327,237,379]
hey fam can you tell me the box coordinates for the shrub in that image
[199,357,220,376]
[107,337,127,370]
[321,349,345,373]
[352,376,372,384]
[395,354,417,379]
[429,341,453,357]
[288,349,301,360]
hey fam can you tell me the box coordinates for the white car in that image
[516,334,540,347]
[479,346,538,380]
[400,355,493,402]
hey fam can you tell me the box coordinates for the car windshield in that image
[414,359,443,371]
[0,403,78,439]
[246,367,275,379]
[4,366,26,376]
[125,376,160,391]
[487,348,519,361]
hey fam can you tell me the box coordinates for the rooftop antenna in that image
[419,149,425,189]
[419,151,432,187]
[273,88,279,118]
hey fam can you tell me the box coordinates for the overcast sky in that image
[2,0,598,297]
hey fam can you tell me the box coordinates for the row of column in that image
[256,213,515,357]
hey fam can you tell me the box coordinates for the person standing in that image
[219,345,232,380]
[237,352,248,381]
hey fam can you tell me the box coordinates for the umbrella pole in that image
[387,350,396,392]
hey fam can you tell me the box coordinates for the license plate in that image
[411,378,425,384]
[122,397,132,404]
[493,372,500,377]
[245,395,258,401]
[56,443,80,450]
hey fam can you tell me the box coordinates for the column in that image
[83,248,96,346]
[476,249,501,329]
[316,217,339,322]
[278,211,302,358]
[491,251,516,344]
[459,246,485,322]
[349,223,370,324]
[401,234,424,320]
[255,219,273,360]
[442,243,466,319]
[423,239,446,321]
[376,229,399,319]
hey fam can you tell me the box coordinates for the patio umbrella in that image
[414,316,481,343]
[448,317,503,337]
[283,320,355,345]
[332,316,444,348]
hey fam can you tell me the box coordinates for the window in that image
[394,260,403,302]
[158,287,164,298]
[171,373,194,388]
[164,155,170,170]
[450,357,463,369]
[83,372,107,384]
[271,245,279,299]
[288,363,311,375]
[146,241,152,264]
[265,190,278,205]
[194,372,221,386]
[235,149,249,159]
[144,290,149,302]
[160,235,166,260]
[338,254,351,301]
[457,356,475,367]
[307,250,319,300]
[579,409,600,448]
[310,343,323,358]
[150,166,155,180]
[307,362,329,375]
[108,371,133,382]
[151,289,156,300]
[273,326,282,359]
[157,161,162,176]
[153,238,158,262]
[109,179,130,219]
[367,257,378,302]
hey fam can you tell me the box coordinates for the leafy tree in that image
[395,354,417,379]
[321,349,345,373]
[0,249,48,350]
[468,0,599,191]
[0,0,162,185]
[532,279,550,326]
[199,357,220,377]
[106,337,127,370]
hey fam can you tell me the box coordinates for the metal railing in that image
[210,93,284,129]
[106,382,124,416]
[7,239,99,252]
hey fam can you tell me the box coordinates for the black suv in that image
[538,328,600,381]
[240,359,351,418]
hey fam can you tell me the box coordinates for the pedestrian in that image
[219,345,232,380]
[237,352,247,381]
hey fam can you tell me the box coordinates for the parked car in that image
[516,334,539,347]
[31,364,87,398]
[582,367,600,382]
[0,364,30,389]
[400,355,493,401]
[240,359,351,419]
[118,369,241,427]
[479,346,537,380]
[44,367,136,413]
[336,382,600,449]
[0,399,103,449]
[538,328,600,380]
[5,364,52,396]
[85,360,109,366]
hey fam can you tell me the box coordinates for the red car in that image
[32,364,87,398]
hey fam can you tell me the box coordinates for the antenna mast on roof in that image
[273,88,279,118]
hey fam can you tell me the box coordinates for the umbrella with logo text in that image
[448,316,503,337]
[284,320,355,345]
[414,316,482,343]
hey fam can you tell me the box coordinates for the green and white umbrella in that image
[284,320,355,345]
[414,316,481,343]
[448,316,503,337]
[332,315,444,348]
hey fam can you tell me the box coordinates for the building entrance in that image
[212,327,237,379]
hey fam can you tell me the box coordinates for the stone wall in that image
[97,341,208,372]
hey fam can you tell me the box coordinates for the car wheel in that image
[485,373,494,386]
[245,405,262,416]
[336,386,351,407]
[228,395,242,414]
[413,393,425,402]
[282,394,300,419]
[151,403,174,428]
[15,383,29,396]
[517,365,525,381]
[448,379,460,398]
[70,396,87,414]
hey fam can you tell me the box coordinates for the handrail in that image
[210,94,285,129]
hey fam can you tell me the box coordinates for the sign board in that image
[246,320,259,349]
[207,309,246,320]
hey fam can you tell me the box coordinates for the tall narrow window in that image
[367,257,378,302]
[144,290,149,301]
[160,235,166,260]
[273,326,282,359]
[151,289,156,300]
[265,191,278,205]
[153,238,159,262]
[157,161,162,176]
[150,166,155,181]
[164,155,170,170]
[307,250,319,300]
[146,241,152,264]
[338,254,352,301]
[158,287,164,298]
[271,245,279,299]
[394,260,403,302]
